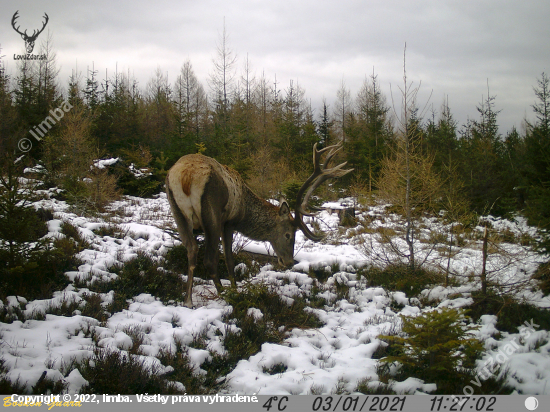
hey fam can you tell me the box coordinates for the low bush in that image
[355,377,397,395]
[263,362,288,375]
[0,236,80,303]
[223,281,323,329]
[108,159,161,198]
[80,293,109,322]
[78,348,184,394]
[468,291,550,333]
[358,264,446,297]
[157,337,221,394]
[87,251,186,305]
[378,307,512,394]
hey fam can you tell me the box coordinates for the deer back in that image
[166,154,246,230]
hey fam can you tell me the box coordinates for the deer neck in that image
[234,187,279,242]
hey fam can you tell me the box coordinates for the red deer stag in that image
[166,142,352,307]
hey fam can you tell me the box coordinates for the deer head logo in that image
[11,11,49,54]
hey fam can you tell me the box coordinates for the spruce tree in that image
[379,308,483,392]
[318,100,334,148]
[347,71,392,191]
[524,73,550,229]
[460,90,505,214]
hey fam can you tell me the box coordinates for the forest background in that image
[1,29,549,245]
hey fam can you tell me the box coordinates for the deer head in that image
[11,11,49,54]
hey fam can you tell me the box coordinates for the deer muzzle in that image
[278,257,296,268]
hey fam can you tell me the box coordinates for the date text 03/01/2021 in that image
[263,395,506,412]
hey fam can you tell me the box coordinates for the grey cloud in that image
[1,0,548,131]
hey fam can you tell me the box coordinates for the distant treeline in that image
[0,37,549,231]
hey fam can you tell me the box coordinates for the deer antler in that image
[30,13,49,41]
[294,141,353,241]
[11,11,25,37]
[11,11,49,41]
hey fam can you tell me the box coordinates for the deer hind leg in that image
[221,226,237,288]
[182,230,198,308]
[200,173,229,295]
[202,220,224,294]
[177,224,197,308]
[166,184,197,308]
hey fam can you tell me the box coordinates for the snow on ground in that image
[1,193,550,394]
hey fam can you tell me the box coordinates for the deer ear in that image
[279,199,290,216]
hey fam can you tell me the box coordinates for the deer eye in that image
[285,233,291,240]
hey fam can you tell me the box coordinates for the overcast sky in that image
[1,0,549,133]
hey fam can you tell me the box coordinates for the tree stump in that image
[338,207,356,227]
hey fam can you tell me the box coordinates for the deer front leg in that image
[203,232,224,294]
[222,226,237,288]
